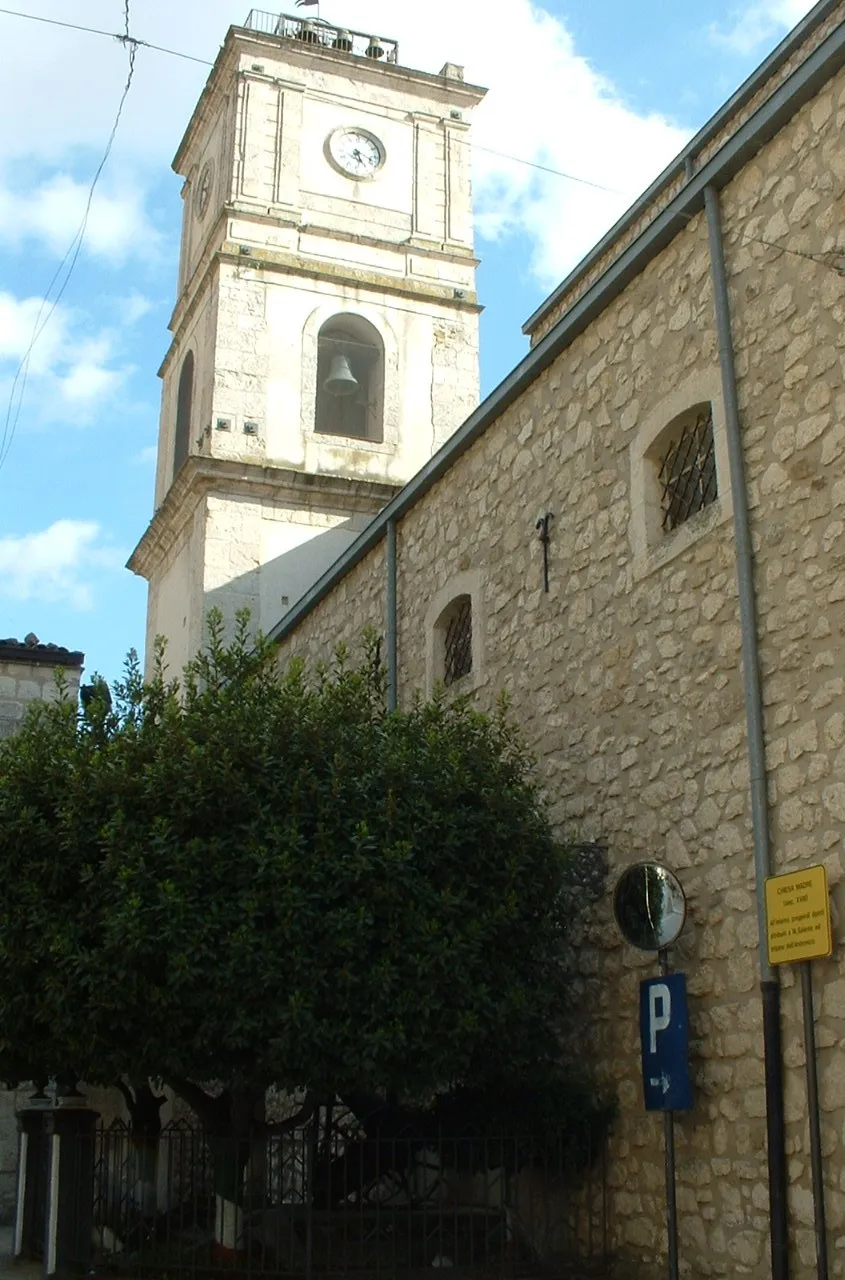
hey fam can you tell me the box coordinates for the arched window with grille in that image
[173,351,195,476]
[314,315,384,442]
[628,371,734,581]
[653,403,717,533]
[425,571,484,697]
[436,594,473,686]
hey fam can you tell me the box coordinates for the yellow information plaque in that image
[765,865,833,965]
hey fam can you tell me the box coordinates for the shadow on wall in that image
[204,516,369,641]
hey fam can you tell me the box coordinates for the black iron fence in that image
[25,1111,609,1277]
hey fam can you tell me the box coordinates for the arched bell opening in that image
[314,315,384,442]
[173,350,195,477]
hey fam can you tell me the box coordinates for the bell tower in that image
[129,11,486,673]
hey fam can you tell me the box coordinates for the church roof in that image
[0,634,85,668]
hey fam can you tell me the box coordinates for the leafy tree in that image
[0,614,608,1194]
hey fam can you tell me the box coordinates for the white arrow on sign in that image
[649,1073,671,1095]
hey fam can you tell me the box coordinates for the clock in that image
[328,128,385,179]
[195,160,214,219]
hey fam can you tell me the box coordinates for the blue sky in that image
[0,0,816,684]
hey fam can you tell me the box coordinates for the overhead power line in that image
[0,6,213,64]
[677,207,845,278]
[0,4,139,473]
[472,143,626,195]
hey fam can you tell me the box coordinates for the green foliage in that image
[0,612,603,1130]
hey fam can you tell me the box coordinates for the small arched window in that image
[315,315,384,442]
[629,373,732,581]
[173,351,195,475]
[652,402,717,533]
[436,594,473,686]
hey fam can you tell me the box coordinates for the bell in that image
[324,353,359,397]
[334,29,353,52]
[365,37,385,59]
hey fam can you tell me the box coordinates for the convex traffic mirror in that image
[613,862,686,952]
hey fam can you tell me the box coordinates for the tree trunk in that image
[165,1080,317,1256]
[115,1079,167,1218]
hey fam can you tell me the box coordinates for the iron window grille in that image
[658,406,717,532]
[443,596,472,686]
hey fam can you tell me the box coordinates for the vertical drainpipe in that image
[387,518,398,713]
[704,184,788,1280]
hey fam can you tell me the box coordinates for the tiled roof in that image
[0,633,84,668]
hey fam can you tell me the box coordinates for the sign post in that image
[614,862,690,1280]
[765,865,833,1280]
[640,961,693,1280]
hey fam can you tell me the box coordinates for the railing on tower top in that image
[243,11,399,64]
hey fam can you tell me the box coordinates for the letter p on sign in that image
[649,982,671,1053]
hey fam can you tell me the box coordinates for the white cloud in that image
[0,0,691,290]
[0,291,130,419]
[0,520,124,610]
[59,361,124,406]
[118,294,157,326]
[308,0,689,285]
[2,0,809,290]
[0,172,160,264]
[0,292,70,375]
[709,0,816,55]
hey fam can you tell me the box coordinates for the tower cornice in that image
[174,24,486,176]
[129,455,400,581]
[160,239,481,380]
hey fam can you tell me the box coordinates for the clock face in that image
[196,161,214,219]
[328,129,384,179]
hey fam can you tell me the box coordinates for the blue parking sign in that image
[639,974,693,1111]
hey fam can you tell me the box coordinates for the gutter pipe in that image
[705,184,788,1280]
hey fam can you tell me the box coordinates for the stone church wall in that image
[276,539,388,672]
[275,61,845,1279]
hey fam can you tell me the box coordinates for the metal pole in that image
[705,183,788,1280]
[664,1113,678,1280]
[386,518,398,713]
[659,949,679,1280]
[801,962,829,1280]
[305,1114,317,1280]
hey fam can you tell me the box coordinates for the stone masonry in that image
[272,16,845,1278]
[0,636,84,1222]
[0,636,83,741]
